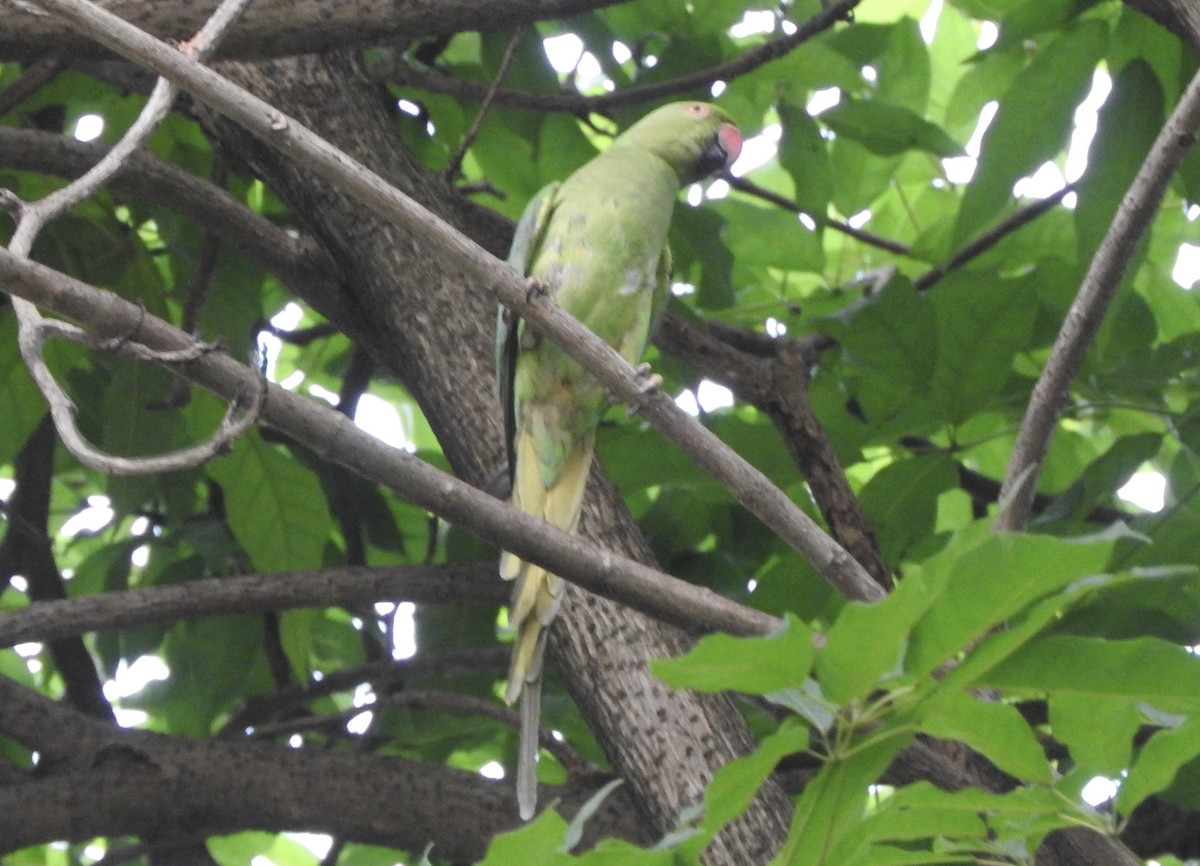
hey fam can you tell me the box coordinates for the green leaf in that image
[858,453,958,565]
[954,21,1108,243]
[279,608,318,682]
[820,98,962,157]
[206,432,336,573]
[0,313,45,466]
[906,529,1115,679]
[772,729,914,866]
[920,691,1052,783]
[829,139,903,215]
[702,719,810,834]
[983,636,1200,714]
[850,782,1089,860]
[1119,717,1200,814]
[651,614,816,694]
[718,199,824,274]
[1035,432,1162,526]
[1049,693,1143,773]
[1073,60,1162,264]
[777,104,832,218]
[824,278,938,406]
[929,272,1037,423]
[477,808,573,866]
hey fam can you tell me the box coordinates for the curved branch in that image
[376,0,861,114]
[5,0,261,476]
[996,64,1200,532]
[12,311,265,474]
[0,126,350,321]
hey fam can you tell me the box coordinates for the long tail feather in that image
[516,631,547,821]
[499,428,595,819]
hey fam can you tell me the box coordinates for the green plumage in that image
[497,101,741,820]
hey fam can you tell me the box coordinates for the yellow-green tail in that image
[500,430,594,819]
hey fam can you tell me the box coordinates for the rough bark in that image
[0,0,620,61]
[200,51,791,863]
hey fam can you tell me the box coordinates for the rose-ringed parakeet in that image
[497,101,742,819]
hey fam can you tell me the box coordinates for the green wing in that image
[497,182,559,481]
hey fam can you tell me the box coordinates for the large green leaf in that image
[905,528,1115,678]
[1073,60,1163,264]
[1119,717,1200,815]
[929,272,1037,424]
[820,98,961,157]
[651,614,816,695]
[954,21,1108,243]
[857,453,958,565]
[920,691,1052,783]
[206,431,336,573]
[983,635,1200,714]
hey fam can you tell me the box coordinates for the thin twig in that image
[15,311,266,475]
[441,25,527,182]
[377,0,861,114]
[913,185,1075,292]
[727,174,912,256]
[996,66,1200,532]
[21,0,881,601]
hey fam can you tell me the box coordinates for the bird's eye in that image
[687,103,707,116]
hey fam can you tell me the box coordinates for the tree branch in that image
[0,0,626,61]
[0,563,504,648]
[375,0,861,114]
[0,675,651,858]
[0,126,351,322]
[996,64,1200,532]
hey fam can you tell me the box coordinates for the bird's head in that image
[618,101,743,186]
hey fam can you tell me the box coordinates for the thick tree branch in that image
[655,316,892,589]
[0,0,624,61]
[225,647,512,731]
[996,64,1200,532]
[0,563,504,648]
[24,0,879,601]
[0,675,650,858]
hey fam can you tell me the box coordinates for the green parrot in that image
[497,101,742,819]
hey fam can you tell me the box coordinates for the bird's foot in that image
[524,277,548,304]
[625,363,663,416]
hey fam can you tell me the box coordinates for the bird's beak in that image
[715,122,743,170]
[690,123,743,183]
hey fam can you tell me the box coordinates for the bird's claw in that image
[524,277,547,304]
[625,363,663,416]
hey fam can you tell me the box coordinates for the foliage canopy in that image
[2,0,1200,864]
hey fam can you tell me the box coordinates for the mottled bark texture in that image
[0,0,622,60]
[202,52,791,864]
